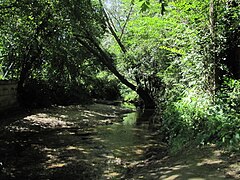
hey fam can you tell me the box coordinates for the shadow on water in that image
[92,111,162,179]
[134,109,157,125]
[1,104,239,179]
[0,104,161,180]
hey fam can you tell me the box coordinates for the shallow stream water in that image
[94,112,159,179]
[0,104,161,179]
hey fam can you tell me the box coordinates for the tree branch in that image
[98,0,127,54]
[74,33,137,91]
[120,0,134,40]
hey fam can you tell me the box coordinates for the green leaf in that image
[235,133,240,139]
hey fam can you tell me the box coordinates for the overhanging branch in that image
[98,0,127,54]
[74,33,136,91]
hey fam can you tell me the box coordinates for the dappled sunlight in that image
[23,113,72,129]
[197,159,223,166]
[47,163,66,169]
[160,174,181,180]
[103,170,121,179]
[83,110,117,118]
[126,145,238,180]
[135,148,144,155]
[0,104,154,179]
[42,144,94,173]
[1,104,238,179]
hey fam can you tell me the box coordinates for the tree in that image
[1,0,166,109]
[2,0,238,111]
[0,0,105,105]
[62,0,158,109]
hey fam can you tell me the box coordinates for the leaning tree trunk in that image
[74,1,157,110]
[99,2,156,109]
[74,34,156,109]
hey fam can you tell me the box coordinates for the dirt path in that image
[0,104,239,180]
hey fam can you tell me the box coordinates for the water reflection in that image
[95,111,158,179]
[96,111,157,158]
[123,112,137,126]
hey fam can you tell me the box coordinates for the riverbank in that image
[125,144,240,179]
[0,104,239,179]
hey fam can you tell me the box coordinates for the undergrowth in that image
[160,78,240,153]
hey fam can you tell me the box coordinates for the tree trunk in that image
[17,60,32,104]
[75,0,158,110]
[17,42,41,106]
[209,0,218,93]
[136,87,156,109]
[75,34,156,109]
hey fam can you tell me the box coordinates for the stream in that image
[0,104,163,180]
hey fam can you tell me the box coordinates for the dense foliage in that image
[0,0,120,106]
[0,0,239,150]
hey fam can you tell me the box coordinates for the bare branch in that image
[98,0,127,53]
[120,0,134,39]
[105,10,122,31]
